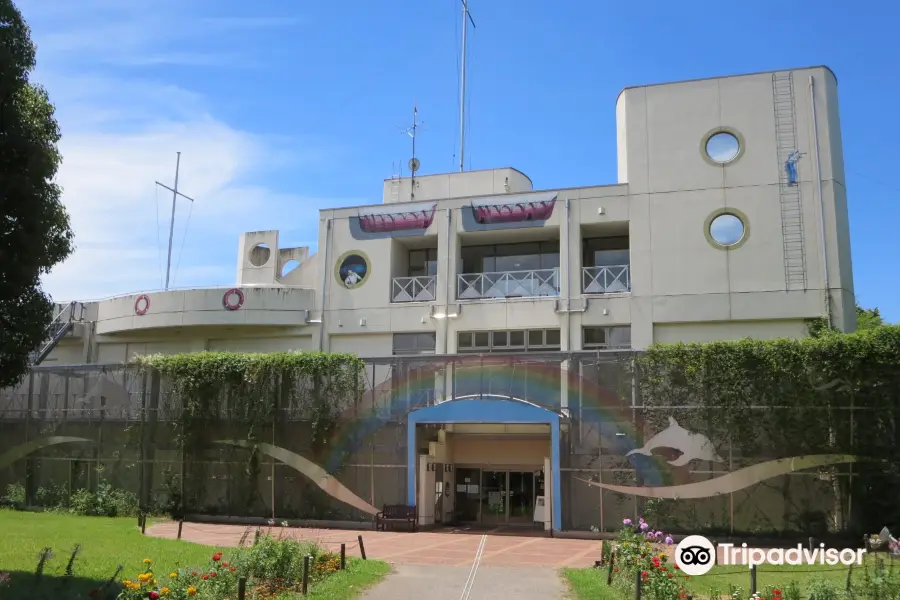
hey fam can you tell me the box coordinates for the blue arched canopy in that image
[406,395,562,531]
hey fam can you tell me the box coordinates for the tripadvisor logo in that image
[675,535,866,576]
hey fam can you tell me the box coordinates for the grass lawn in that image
[564,554,900,599]
[0,510,390,600]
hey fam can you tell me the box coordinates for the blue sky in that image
[21,0,899,322]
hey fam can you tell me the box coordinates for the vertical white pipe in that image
[317,218,331,351]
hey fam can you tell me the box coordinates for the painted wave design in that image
[215,440,379,516]
[577,454,864,499]
[0,436,92,469]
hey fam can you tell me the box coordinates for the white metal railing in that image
[582,265,630,294]
[392,276,437,303]
[457,268,560,299]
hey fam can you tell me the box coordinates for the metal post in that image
[749,564,757,595]
[340,543,346,570]
[606,551,616,585]
[634,569,642,600]
[358,535,367,560]
[238,576,247,600]
[164,152,181,290]
[458,0,475,172]
[301,555,310,595]
[141,513,147,535]
[177,519,183,540]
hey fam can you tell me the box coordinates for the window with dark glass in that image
[392,332,437,355]
[583,326,631,349]
[582,236,630,268]
[408,249,438,277]
[461,242,560,274]
[457,329,561,353]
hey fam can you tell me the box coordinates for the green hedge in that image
[634,325,900,533]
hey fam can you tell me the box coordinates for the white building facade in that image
[42,65,855,366]
[9,65,859,534]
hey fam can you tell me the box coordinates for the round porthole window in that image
[709,213,745,247]
[705,131,741,164]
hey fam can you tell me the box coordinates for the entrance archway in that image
[406,395,563,531]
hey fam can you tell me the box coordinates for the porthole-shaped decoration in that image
[704,209,749,250]
[223,288,245,311]
[134,294,150,316]
[334,250,370,290]
[700,128,745,166]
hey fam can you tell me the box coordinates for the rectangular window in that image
[582,236,630,268]
[460,242,560,274]
[582,326,631,349]
[393,332,437,355]
[408,248,438,277]
[457,329,561,353]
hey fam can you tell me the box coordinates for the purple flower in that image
[639,522,649,531]
[623,518,632,526]
[646,531,657,539]
[665,536,674,544]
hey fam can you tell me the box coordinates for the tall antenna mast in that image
[459,0,475,172]
[404,104,422,201]
[155,152,196,290]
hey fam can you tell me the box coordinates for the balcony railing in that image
[582,265,630,294]
[457,268,560,300]
[392,276,437,303]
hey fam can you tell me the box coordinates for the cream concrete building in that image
[11,65,857,533]
[39,65,854,366]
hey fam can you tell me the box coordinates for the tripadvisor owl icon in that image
[675,535,716,576]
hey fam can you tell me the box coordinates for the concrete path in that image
[360,565,567,600]
[148,521,600,568]
[360,534,568,600]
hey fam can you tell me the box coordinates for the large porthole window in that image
[704,209,750,250]
[701,128,745,166]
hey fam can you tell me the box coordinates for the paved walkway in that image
[148,522,597,599]
[147,522,601,568]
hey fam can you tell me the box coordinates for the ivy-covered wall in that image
[633,325,900,535]
[136,351,369,519]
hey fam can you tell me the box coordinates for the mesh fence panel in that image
[0,352,896,533]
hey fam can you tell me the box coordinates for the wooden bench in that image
[375,504,418,532]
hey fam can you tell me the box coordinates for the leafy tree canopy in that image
[0,0,74,388]
[856,303,884,330]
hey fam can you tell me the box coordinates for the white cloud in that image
[14,2,356,302]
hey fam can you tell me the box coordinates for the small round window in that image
[709,213,745,247]
[705,132,740,164]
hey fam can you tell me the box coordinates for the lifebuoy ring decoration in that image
[223,288,245,311]
[134,295,150,316]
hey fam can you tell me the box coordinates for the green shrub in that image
[0,483,25,507]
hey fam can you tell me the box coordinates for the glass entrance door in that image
[508,471,536,523]
[454,468,481,523]
[452,467,540,526]
[480,470,507,525]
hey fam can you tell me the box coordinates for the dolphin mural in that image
[627,416,725,467]
[0,436,92,469]
[578,454,866,499]
[215,440,379,516]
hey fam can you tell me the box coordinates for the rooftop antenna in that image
[403,104,422,201]
[458,0,475,172]
[155,152,196,290]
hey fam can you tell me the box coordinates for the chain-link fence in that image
[0,352,895,534]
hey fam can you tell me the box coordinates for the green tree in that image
[856,303,884,330]
[0,0,74,388]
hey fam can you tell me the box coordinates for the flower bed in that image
[113,538,348,600]
[593,517,900,600]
